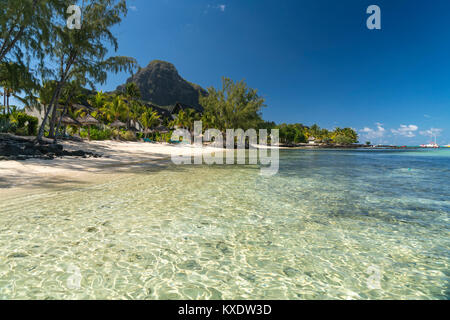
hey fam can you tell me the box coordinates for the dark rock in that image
[0,134,101,161]
[116,60,207,110]
[3,143,23,156]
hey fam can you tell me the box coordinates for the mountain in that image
[116,60,207,110]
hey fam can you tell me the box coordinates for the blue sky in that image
[26,0,450,145]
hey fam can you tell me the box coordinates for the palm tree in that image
[170,110,187,129]
[101,95,128,123]
[89,91,107,111]
[0,61,37,115]
[129,100,145,130]
[123,82,141,129]
[140,109,160,138]
[3,87,13,114]
[184,108,199,133]
[170,109,198,130]
[89,91,108,123]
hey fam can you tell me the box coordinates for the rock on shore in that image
[0,134,102,161]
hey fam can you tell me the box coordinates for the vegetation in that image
[275,123,358,145]
[36,0,137,140]
[0,109,38,135]
[0,1,359,147]
[200,77,265,132]
[140,109,160,138]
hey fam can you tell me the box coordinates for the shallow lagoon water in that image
[0,149,448,299]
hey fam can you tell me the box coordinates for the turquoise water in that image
[0,149,448,299]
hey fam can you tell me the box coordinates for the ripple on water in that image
[0,150,449,299]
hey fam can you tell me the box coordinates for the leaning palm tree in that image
[140,109,160,138]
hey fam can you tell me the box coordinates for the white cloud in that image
[391,124,418,138]
[205,4,226,14]
[359,123,385,140]
[129,5,137,11]
[420,128,443,137]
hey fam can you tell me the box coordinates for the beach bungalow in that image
[308,136,317,145]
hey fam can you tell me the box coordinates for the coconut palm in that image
[129,100,145,130]
[123,82,141,129]
[140,109,160,138]
[101,95,128,123]
[169,109,199,136]
[89,91,107,111]
[184,108,199,133]
[169,110,187,129]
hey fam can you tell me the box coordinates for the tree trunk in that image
[53,92,74,143]
[48,95,61,138]
[36,82,63,142]
[88,125,91,141]
[53,102,68,143]
[37,51,77,141]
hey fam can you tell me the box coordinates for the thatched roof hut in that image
[73,103,94,112]
[60,116,81,126]
[76,115,99,141]
[110,120,126,128]
[77,114,99,126]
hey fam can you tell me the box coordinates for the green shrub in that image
[80,127,112,140]
[334,134,354,145]
[119,130,137,141]
[0,118,14,133]
[8,112,38,135]
[90,128,112,140]
[15,127,28,136]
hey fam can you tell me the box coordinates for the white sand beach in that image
[0,140,223,197]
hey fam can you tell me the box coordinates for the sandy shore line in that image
[0,140,223,196]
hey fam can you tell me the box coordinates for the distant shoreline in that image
[277,144,419,150]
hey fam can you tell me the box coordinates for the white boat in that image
[420,135,439,148]
[420,143,439,148]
